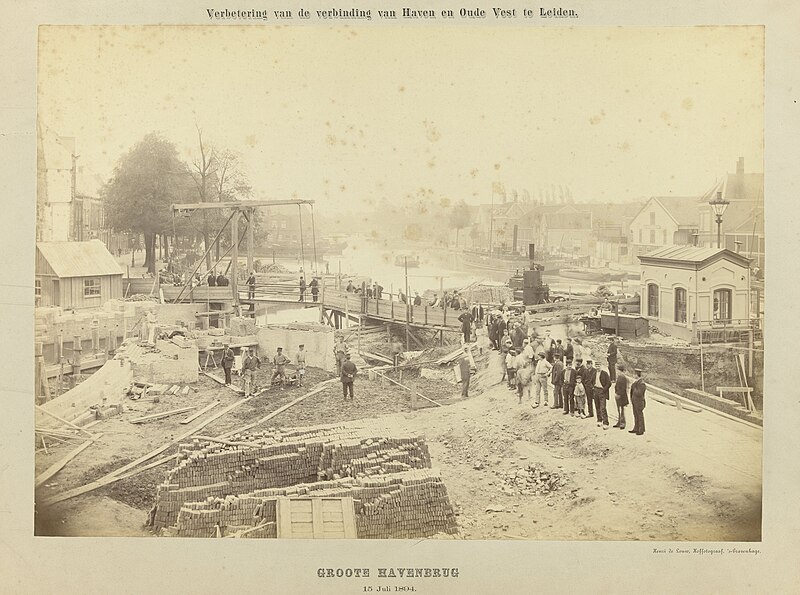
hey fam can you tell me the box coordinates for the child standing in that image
[573,376,587,418]
[506,349,517,390]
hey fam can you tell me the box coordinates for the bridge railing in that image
[324,289,462,328]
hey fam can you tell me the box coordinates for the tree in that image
[103,133,187,274]
[449,200,472,247]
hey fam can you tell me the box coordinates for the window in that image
[674,288,687,323]
[35,279,41,305]
[83,278,101,297]
[650,229,656,244]
[649,212,656,225]
[647,283,659,317]
[713,289,732,321]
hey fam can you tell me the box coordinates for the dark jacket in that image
[596,369,612,399]
[341,360,357,382]
[630,377,647,408]
[458,311,473,331]
[562,366,577,389]
[607,342,618,362]
[614,372,629,405]
[221,348,235,368]
[551,360,565,385]
[565,343,574,360]
[207,274,217,287]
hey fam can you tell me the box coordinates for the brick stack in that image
[151,421,458,538]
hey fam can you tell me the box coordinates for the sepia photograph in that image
[31,24,765,545]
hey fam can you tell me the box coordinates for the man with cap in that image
[341,353,358,400]
[505,348,518,389]
[613,363,629,429]
[247,271,256,299]
[294,344,307,387]
[581,358,596,419]
[607,337,618,381]
[207,271,217,287]
[562,359,577,415]
[334,336,349,376]
[543,330,556,364]
[629,368,647,435]
[221,342,235,386]
[533,352,553,407]
[242,348,261,397]
[592,360,612,429]
[271,347,290,386]
[299,276,307,302]
[458,309,473,345]
[551,354,565,409]
[553,339,565,364]
[459,347,472,398]
[565,337,574,365]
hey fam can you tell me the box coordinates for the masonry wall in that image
[36,357,132,425]
[257,323,335,371]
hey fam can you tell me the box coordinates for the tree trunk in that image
[144,232,157,274]
[163,234,170,272]
[203,212,212,271]
[456,228,460,248]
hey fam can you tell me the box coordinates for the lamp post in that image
[708,191,730,249]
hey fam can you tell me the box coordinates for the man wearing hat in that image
[242,348,261,397]
[221,342,235,386]
[629,368,647,435]
[459,347,472,398]
[505,348,518,390]
[533,352,553,407]
[294,344,307,387]
[562,359,577,415]
[271,347,290,387]
[592,360,612,429]
[581,358,596,419]
[341,353,358,400]
[565,337,574,365]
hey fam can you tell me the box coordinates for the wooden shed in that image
[36,239,123,309]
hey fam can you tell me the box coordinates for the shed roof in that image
[37,239,124,278]
[638,245,751,268]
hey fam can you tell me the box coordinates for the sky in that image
[38,25,763,216]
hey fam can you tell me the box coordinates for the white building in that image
[638,246,751,343]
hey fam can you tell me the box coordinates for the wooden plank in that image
[40,397,249,506]
[35,434,103,488]
[36,405,95,437]
[276,498,293,538]
[341,497,357,538]
[312,499,324,539]
[130,406,196,424]
[180,400,220,424]
[373,370,443,407]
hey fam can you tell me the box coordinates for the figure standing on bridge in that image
[247,272,256,299]
[207,271,217,286]
[310,277,320,302]
[299,276,306,301]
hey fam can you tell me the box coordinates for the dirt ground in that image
[34,343,762,541]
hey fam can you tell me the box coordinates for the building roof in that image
[638,245,751,268]
[652,196,702,226]
[37,239,124,278]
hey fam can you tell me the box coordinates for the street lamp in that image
[708,191,730,248]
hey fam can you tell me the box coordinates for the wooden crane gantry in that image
[171,199,315,309]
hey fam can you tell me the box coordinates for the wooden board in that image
[276,497,356,539]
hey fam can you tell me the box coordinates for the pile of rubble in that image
[498,463,566,497]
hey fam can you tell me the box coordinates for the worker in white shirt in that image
[533,352,553,408]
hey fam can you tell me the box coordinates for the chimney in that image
[736,157,744,175]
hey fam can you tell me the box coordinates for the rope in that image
[298,204,306,276]
[310,203,318,275]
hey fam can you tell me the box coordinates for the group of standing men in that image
[502,333,647,435]
[220,343,309,397]
[299,276,320,302]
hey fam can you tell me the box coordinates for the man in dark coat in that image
[551,357,565,409]
[613,363,629,429]
[580,359,595,418]
[458,310,473,344]
[341,354,357,400]
[607,337,618,381]
[629,368,647,435]
[553,339,564,364]
[207,271,217,287]
[565,337,574,365]
[310,278,320,302]
[299,277,306,301]
[247,272,256,299]
[562,360,577,415]
[592,360,612,429]
[221,342,235,385]
[512,323,526,352]
[216,273,227,286]
[487,314,498,350]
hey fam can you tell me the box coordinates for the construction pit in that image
[151,422,458,539]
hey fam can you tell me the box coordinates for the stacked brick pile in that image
[152,422,457,538]
[168,469,457,539]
